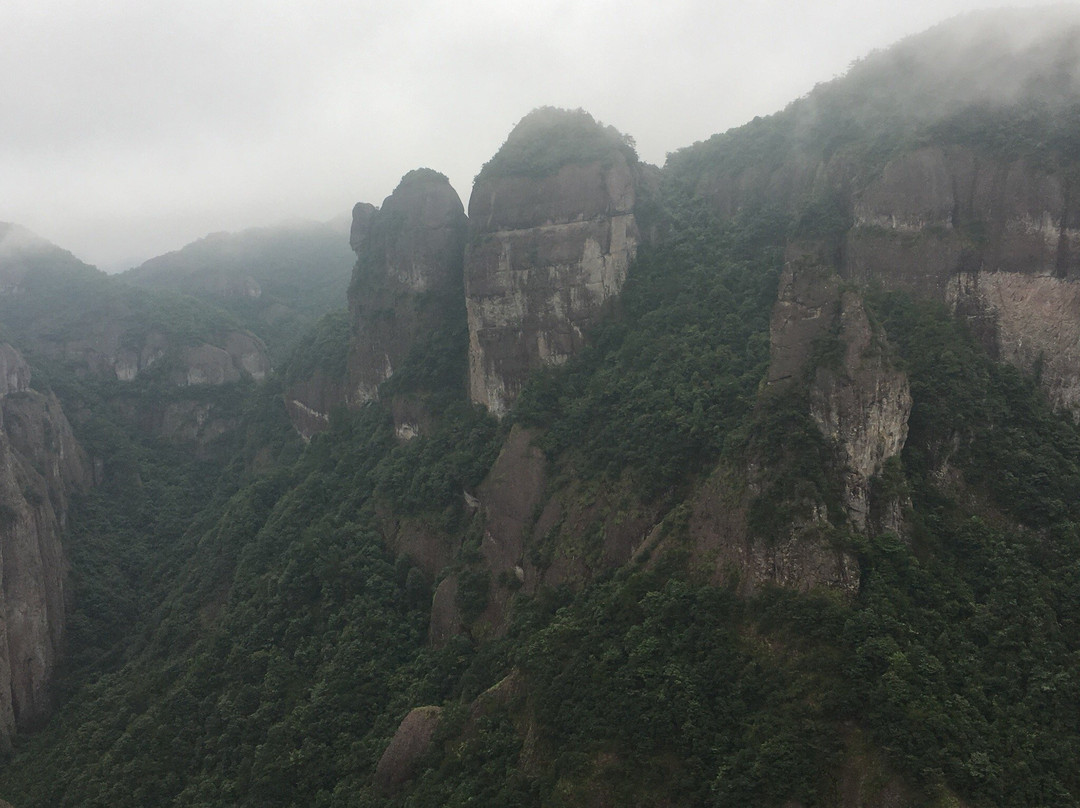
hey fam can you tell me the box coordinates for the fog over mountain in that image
[0,0,1065,270]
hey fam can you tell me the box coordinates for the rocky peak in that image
[347,169,468,406]
[465,108,641,416]
[349,202,377,255]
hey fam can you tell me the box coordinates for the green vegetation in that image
[476,107,637,182]
[282,309,351,389]
[120,221,356,363]
[515,197,783,499]
[4,15,1080,806]
[8,171,1080,807]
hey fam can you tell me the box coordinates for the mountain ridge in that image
[2,9,1080,807]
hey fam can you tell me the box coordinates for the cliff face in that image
[285,369,347,441]
[686,138,1080,420]
[677,249,910,598]
[844,146,1080,416]
[464,111,641,416]
[0,345,89,749]
[776,249,911,526]
[346,170,468,406]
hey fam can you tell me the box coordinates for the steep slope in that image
[669,6,1080,419]
[0,226,269,387]
[5,10,1080,808]
[0,225,270,446]
[465,108,643,416]
[346,169,468,411]
[0,345,89,750]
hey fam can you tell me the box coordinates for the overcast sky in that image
[0,0,1066,270]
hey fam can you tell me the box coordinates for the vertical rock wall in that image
[464,112,641,416]
[769,247,911,534]
[843,146,1080,418]
[0,345,88,749]
[346,170,468,406]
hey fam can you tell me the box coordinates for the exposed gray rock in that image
[347,170,467,406]
[374,705,442,792]
[843,146,1080,418]
[0,345,89,749]
[465,114,641,416]
[285,370,346,442]
[809,291,911,529]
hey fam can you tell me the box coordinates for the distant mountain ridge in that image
[121,218,356,363]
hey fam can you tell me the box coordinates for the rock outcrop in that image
[677,247,911,596]
[285,369,347,441]
[684,119,1080,422]
[347,169,468,406]
[374,706,442,792]
[844,146,1080,417]
[771,248,911,530]
[0,346,89,749]
[465,108,641,416]
[0,224,271,388]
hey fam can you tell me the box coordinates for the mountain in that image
[3,8,1080,808]
[0,224,271,446]
[121,218,356,364]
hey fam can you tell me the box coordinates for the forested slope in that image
[1,9,1080,808]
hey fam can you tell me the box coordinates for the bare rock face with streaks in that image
[808,289,911,531]
[0,345,89,750]
[465,108,641,416]
[844,146,1080,418]
[346,170,468,406]
[767,246,911,539]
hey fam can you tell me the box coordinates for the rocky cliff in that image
[0,346,89,750]
[346,169,468,408]
[844,146,1080,417]
[464,108,641,416]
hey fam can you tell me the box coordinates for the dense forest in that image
[2,8,1080,808]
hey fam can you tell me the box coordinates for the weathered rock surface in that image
[109,396,236,451]
[170,333,269,386]
[808,293,911,530]
[770,248,911,533]
[347,170,468,406]
[374,705,442,792]
[285,370,347,442]
[427,574,459,648]
[3,312,269,389]
[843,146,1080,417]
[476,426,546,581]
[688,467,861,596]
[0,224,271,388]
[687,248,911,596]
[465,111,641,416]
[0,346,89,749]
[845,147,1080,290]
[0,345,30,398]
[693,135,1080,419]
